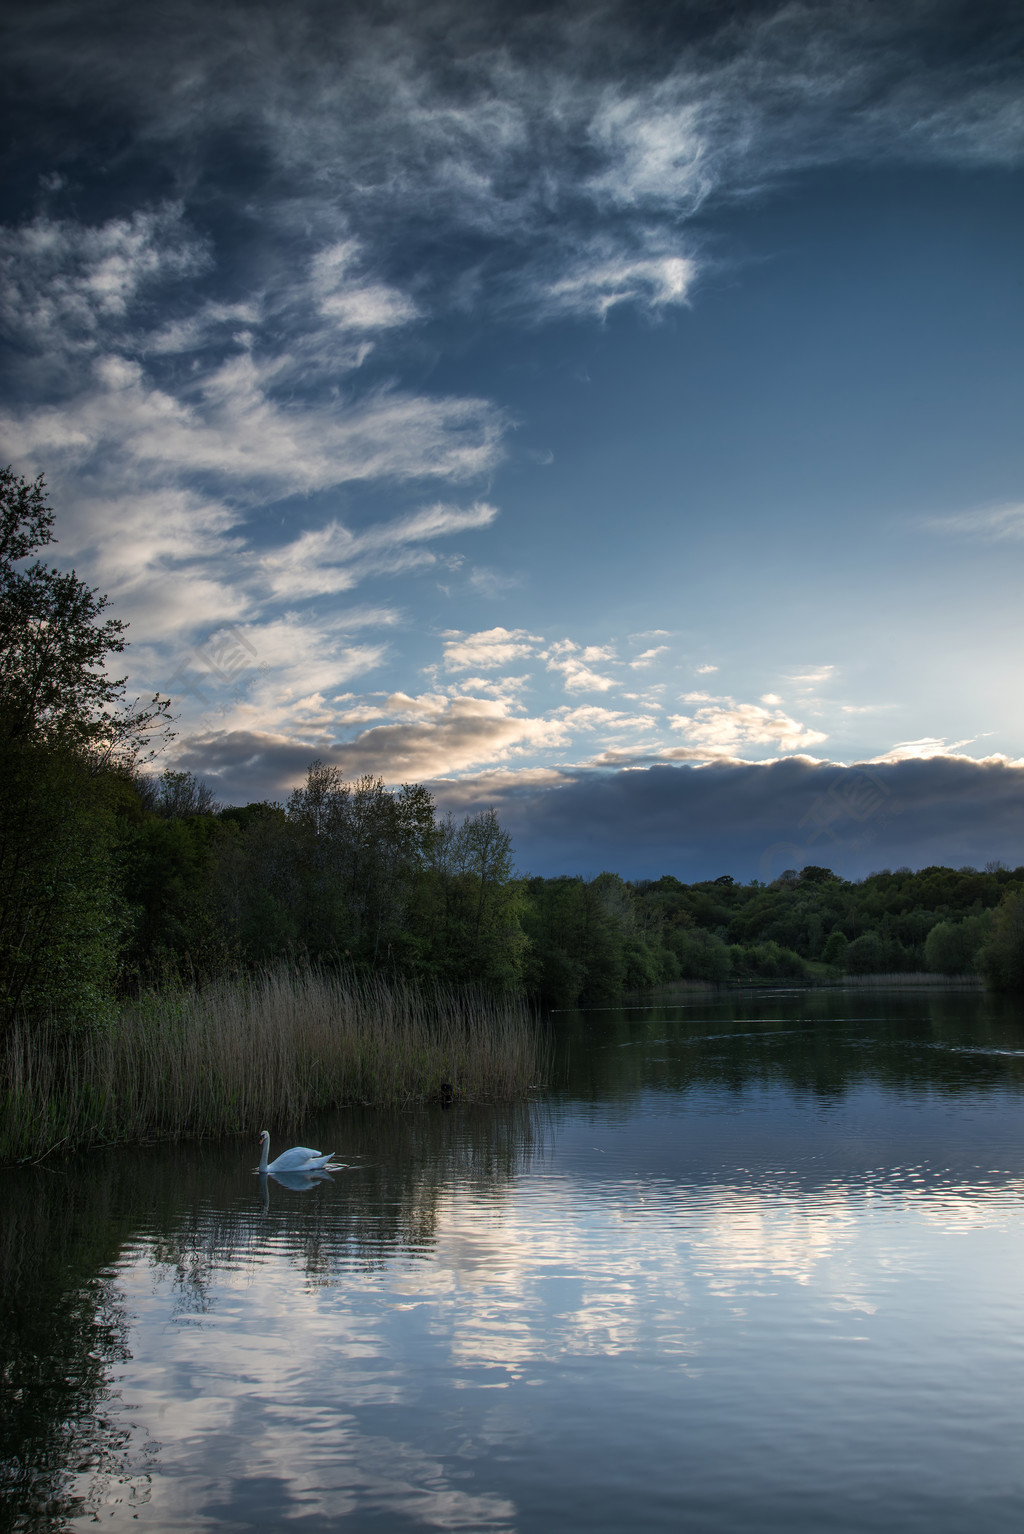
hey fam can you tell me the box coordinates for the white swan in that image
[258,1129,336,1173]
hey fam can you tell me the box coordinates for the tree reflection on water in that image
[0,1099,546,1527]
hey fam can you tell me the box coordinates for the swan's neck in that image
[259,1137,269,1172]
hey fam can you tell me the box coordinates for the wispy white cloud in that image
[540,247,696,319]
[868,736,976,763]
[1,1,1021,807]
[146,299,262,356]
[0,199,508,694]
[629,645,668,669]
[310,239,419,331]
[162,612,390,734]
[467,565,521,597]
[9,0,1018,336]
[2,349,505,497]
[925,502,1024,540]
[258,502,500,600]
[445,674,531,700]
[785,665,835,688]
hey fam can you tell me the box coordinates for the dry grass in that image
[0,968,545,1164]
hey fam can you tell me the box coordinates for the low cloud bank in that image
[175,737,1024,883]
[432,756,1024,882]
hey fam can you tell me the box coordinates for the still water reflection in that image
[5,988,1024,1532]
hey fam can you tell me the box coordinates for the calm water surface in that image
[6,988,1024,1532]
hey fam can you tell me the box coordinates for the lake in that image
[5,986,1024,1532]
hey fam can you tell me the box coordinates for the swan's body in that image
[258,1129,336,1173]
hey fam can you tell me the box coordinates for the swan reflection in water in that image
[259,1166,337,1211]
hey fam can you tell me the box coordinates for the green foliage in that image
[154,768,219,817]
[924,912,993,975]
[980,894,1024,992]
[520,860,1021,1003]
[673,928,733,982]
[116,764,529,995]
[730,940,806,980]
[0,469,175,1031]
[0,467,170,760]
[0,742,123,1029]
[822,930,849,965]
[521,873,639,1004]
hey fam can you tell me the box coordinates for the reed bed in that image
[0,969,545,1165]
[827,971,984,989]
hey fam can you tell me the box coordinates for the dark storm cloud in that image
[171,731,321,804]
[167,738,1024,884]
[433,756,1024,881]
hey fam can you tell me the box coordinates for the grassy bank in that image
[1,969,545,1165]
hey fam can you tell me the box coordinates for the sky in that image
[1,0,1023,879]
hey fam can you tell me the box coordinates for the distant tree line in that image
[4,464,1024,1035]
[519,863,1024,1005]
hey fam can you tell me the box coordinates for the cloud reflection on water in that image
[9,994,1024,1528]
[92,1145,1024,1528]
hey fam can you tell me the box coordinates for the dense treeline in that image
[117,765,525,994]
[3,749,529,1028]
[83,784,1024,1012]
[5,464,1024,1037]
[520,864,1024,1005]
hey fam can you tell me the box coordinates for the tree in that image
[980,894,1024,992]
[0,745,124,1026]
[822,930,849,966]
[0,467,171,760]
[844,931,885,974]
[924,913,992,975]
[0,468,172,1029]
[285,763,438,963]
[420,809,526,989]
[155,769,219,818]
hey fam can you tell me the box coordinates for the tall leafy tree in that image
[0,467,170,759]
[0,468,171,1029]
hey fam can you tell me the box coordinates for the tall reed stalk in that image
[0,969,545,1164]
